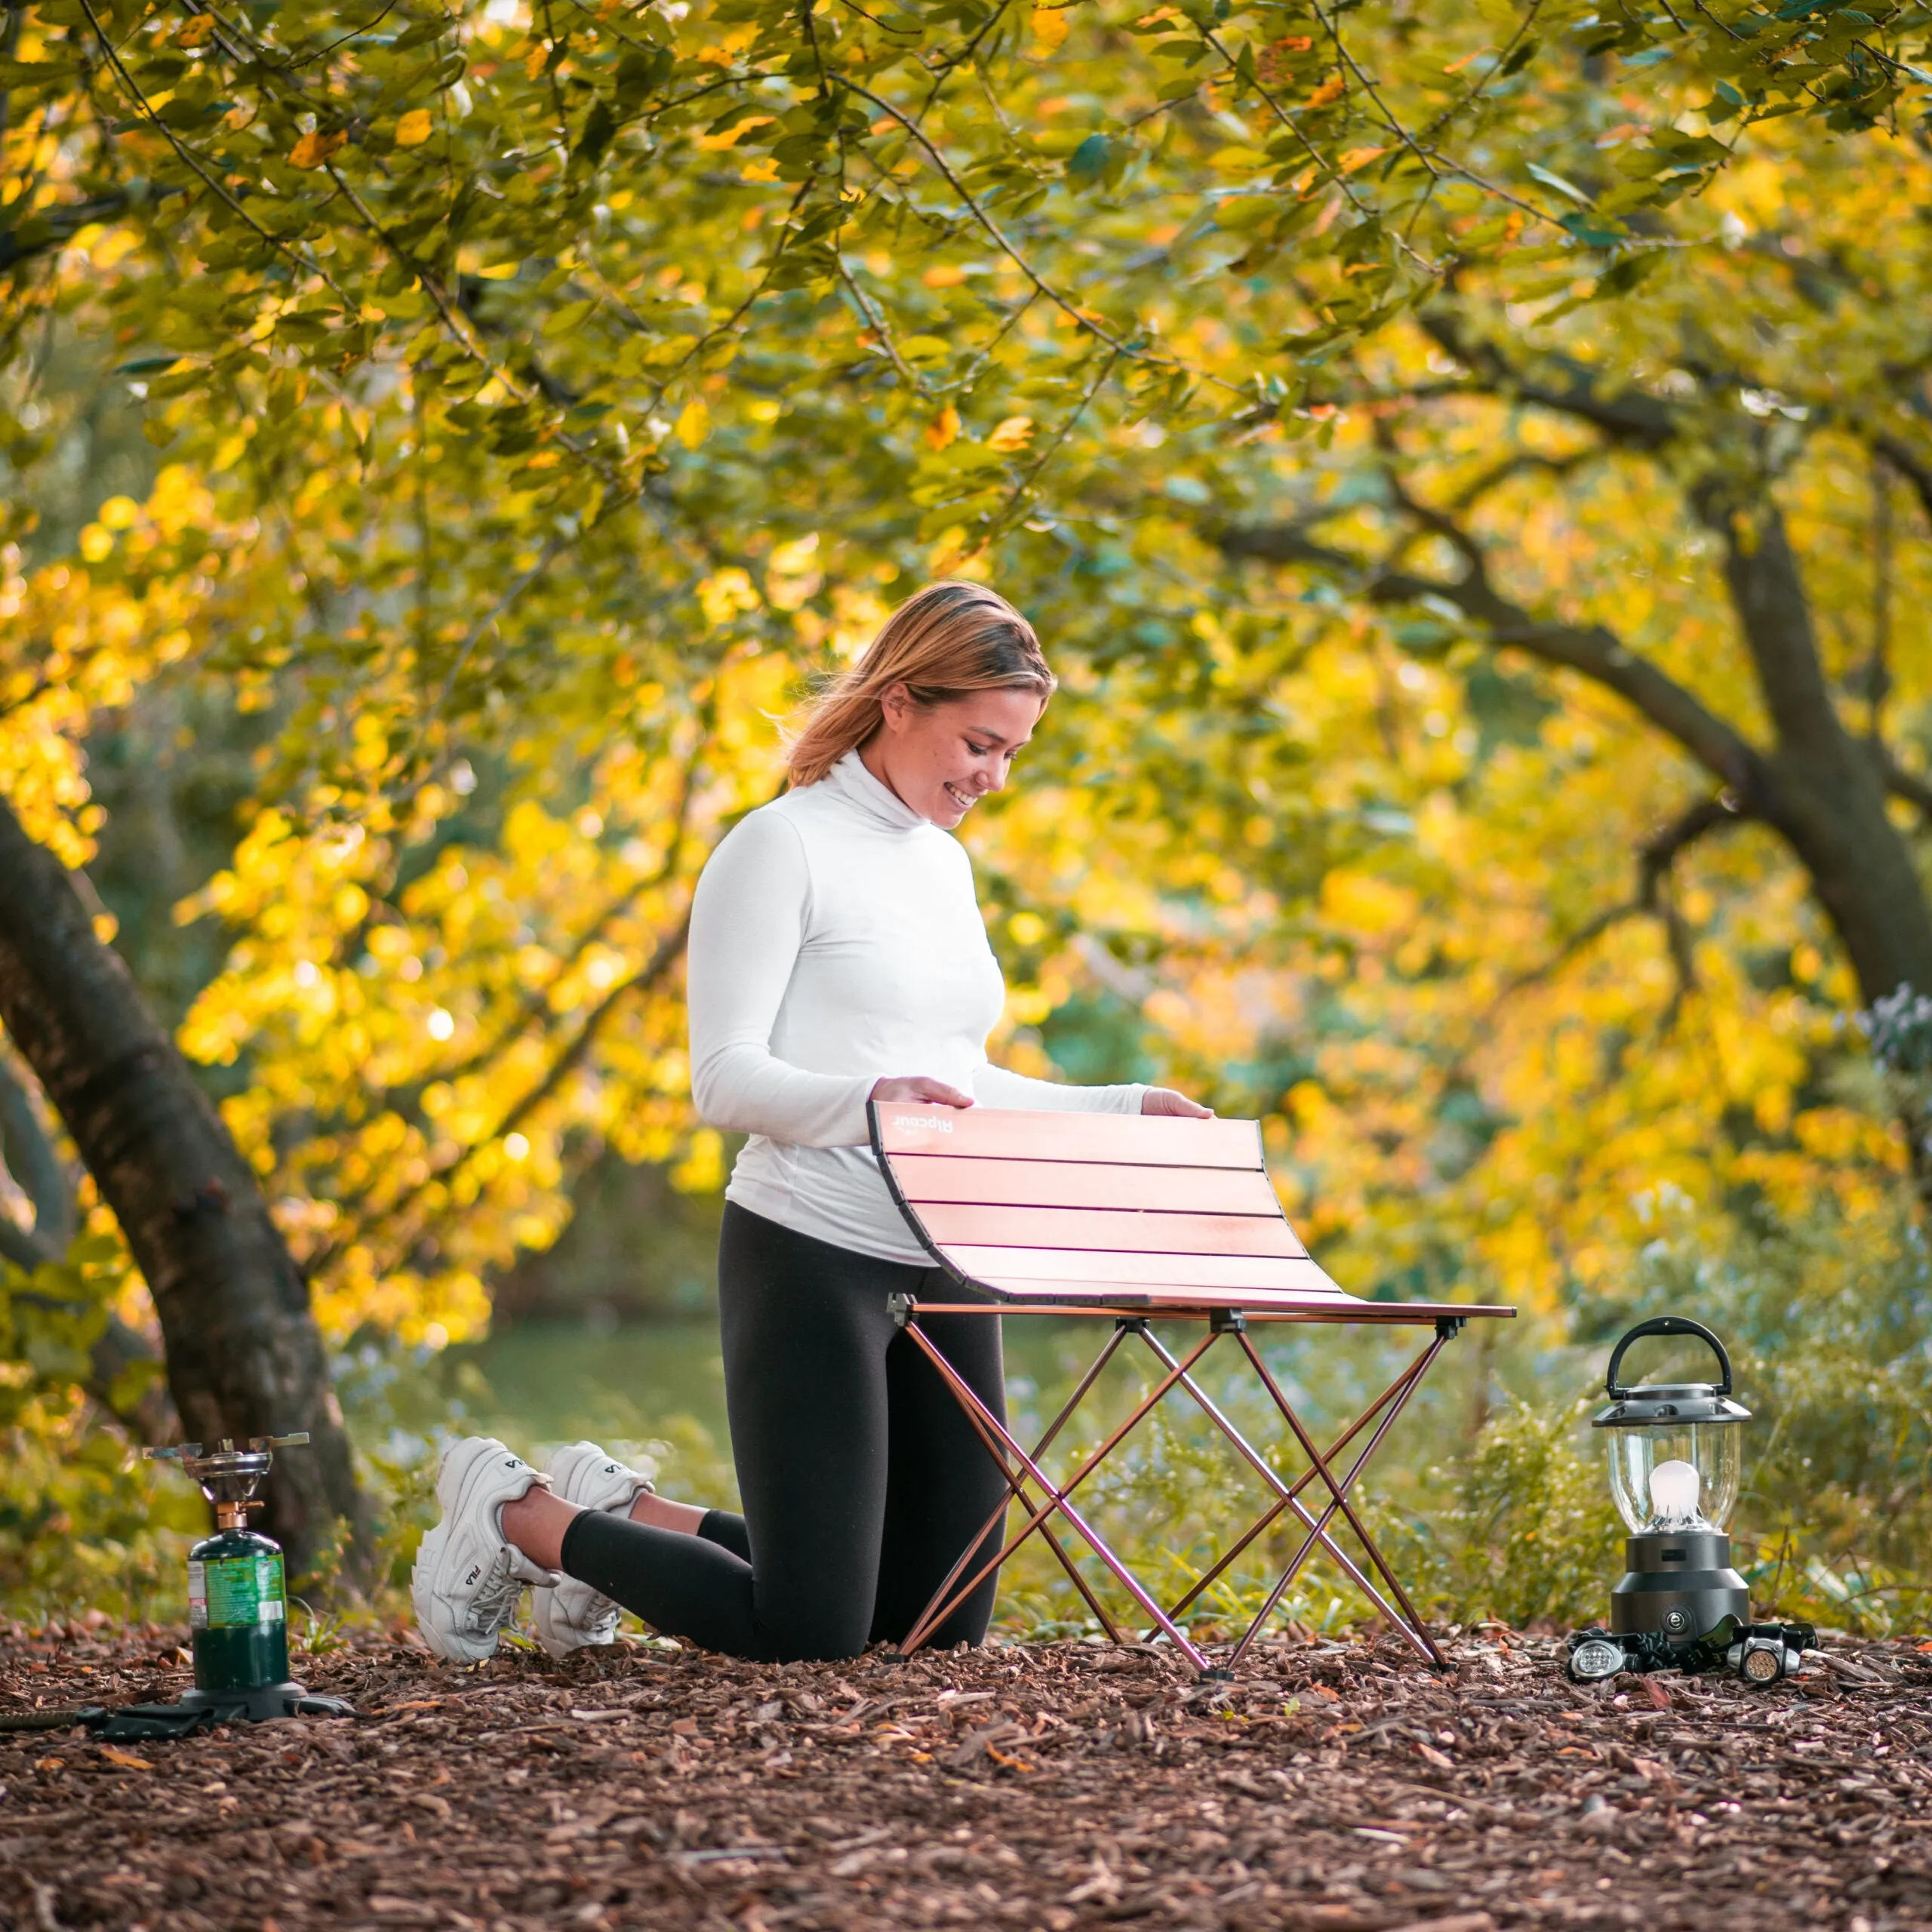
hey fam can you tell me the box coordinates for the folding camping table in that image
[869,1102,1515,1677]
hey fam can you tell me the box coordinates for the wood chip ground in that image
[2,1622,1928,1930]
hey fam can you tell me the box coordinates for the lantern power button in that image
[1662,1607,1691,1635]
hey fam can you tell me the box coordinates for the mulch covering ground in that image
[2,1620,1930,1932]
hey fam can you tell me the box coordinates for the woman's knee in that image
[752,1598,875,1663]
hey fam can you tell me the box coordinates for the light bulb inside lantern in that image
[1648,1458,1703,1524]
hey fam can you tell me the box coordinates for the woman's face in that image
[863,683,1046,829]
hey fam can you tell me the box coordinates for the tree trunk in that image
[0,793,366,1581]
[1711,504,1932,1207]
[1715,505,1932,1009]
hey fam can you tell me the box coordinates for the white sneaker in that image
[532,1441,657,1660]
[411,1438,558,1663]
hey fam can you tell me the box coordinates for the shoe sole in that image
[411,1444,528,1664]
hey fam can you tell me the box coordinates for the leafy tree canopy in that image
[3,0,1931,1346]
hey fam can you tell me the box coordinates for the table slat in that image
[872,1101,1516,1326]
[917,1202,1306,1259]
[947,1281,1510,1319]
[891,1154,1281,1217]
[937,1244,1340,1293]
[876,1106,1263,1169]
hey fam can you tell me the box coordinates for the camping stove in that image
[145,1435,353,1722]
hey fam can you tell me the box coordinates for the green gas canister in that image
[189,1525,288,1694]
[145,1435,352,1723]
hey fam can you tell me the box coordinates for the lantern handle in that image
[1605,1315,1733,1400]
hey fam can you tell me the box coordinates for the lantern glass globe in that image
[1607,1422,1741,1534]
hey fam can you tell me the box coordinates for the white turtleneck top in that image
[687,749,1146,1263]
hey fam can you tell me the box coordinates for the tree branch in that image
[1219,517,1763,797]
[0,1052,75,1250]
[1872,432,1932,535]
[1880,746,1932,823]
[1417,312,1678,450]
[312,907,694,1281]
[0,1214,50,1274]
[0,1060,175,1441]
[1483,792,1746,1026]
[1863,447,1895,734]
[0,187,184,274]
[1689,488,1847,771]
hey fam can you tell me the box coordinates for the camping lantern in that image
[1567,1316,1812,1684]
[145,1435,352,1723]
[1595,1314,1752,1644]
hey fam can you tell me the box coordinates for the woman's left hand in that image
[1140,1087,1214,1118]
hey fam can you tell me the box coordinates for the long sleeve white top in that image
[688,749,1146,1263]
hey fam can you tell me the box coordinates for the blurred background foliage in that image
[3,0,1932,1634]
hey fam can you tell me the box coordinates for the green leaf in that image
[542,300,598,337]
[1526,161,1593,206]
[1498,36,1539,77]
[1214,195,1276,232]
[1066,133,1113,178]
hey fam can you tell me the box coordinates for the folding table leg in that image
[1131,1327,1437,1665]
[1154,1341,1433,1635]
[895,1318,1223,1672]
[900,1323,1133,1654]
[1226,1329,1452,1669]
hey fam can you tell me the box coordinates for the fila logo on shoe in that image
[465,1565,482,1586]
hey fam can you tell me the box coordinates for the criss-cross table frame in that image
[869,1103,1514,1678]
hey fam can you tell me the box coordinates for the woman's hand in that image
[871,1076,975,1109]
[1141,1087,1214,1118]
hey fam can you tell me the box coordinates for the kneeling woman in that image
[412,580,1209,1663]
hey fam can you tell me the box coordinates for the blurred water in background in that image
[353,1313,1503,1478]
[341,1310,1550,1582]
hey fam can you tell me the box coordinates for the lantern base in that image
[1609,1528,1749,1643]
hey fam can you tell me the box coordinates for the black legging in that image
[558,1203,1010,1661]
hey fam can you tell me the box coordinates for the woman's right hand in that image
[870,1075,975,1109]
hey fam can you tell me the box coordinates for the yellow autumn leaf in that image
[1339,145,1387,174]
[987,415,1035,452]
[1306,73,1345,109]
[926,405,961,451]
[695,115,774,152]
[98,1746,152,1771]
[1031,4,1070,53]
[177,14,214,46]
[394,109,433,148]
[675,398,709,449]
[289,129,346,170]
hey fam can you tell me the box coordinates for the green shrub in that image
[1373,1396,1621,1632]
[992,1194,1932,1644]
[8,1189,1925,1650]
[0,1240,200,1622]
[1606,1201,1932,1635]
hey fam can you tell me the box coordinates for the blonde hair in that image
[786,581,1054,788]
